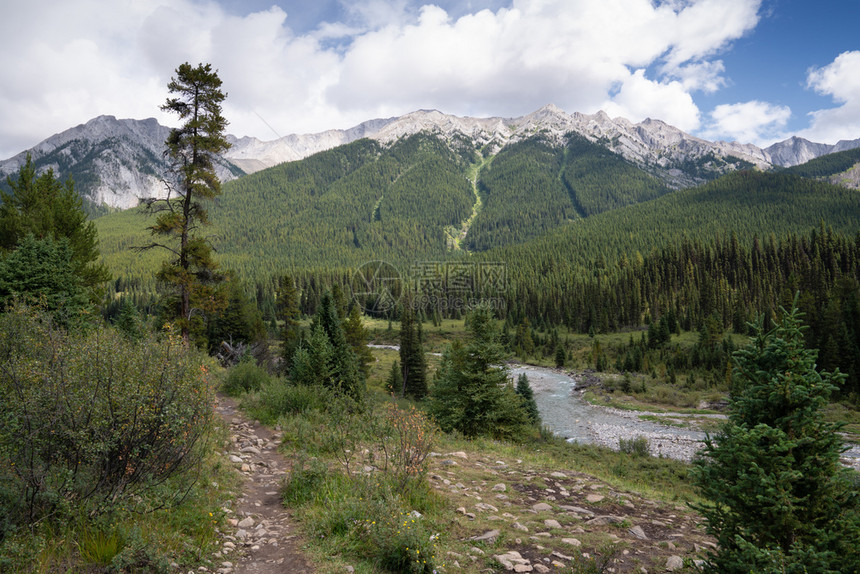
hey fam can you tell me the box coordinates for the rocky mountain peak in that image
[3,107,859,210]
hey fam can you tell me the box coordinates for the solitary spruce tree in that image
[429,306,530,440]
[515,372,541,426]
[140,63,230,340]
[399,303,427,399]
[278,274,302,373]
[692,302,860,573]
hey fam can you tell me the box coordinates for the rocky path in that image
[211,395,315,574]
[427,451,714,573]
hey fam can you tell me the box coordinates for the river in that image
[513,364,860,470]
[369,346,859,468]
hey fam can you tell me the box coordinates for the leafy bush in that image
[0,305,214,533]
[284,462,438,574]
[618,436,650,457]
[380,403,437,492]
[221,357,271,396]
[256,378,329,417]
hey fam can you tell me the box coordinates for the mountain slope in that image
[478,169,860,278]
[471,170,860,326]
[0,116,244,210]
[766,136,860,168]
[783,146,860,189]
[463,133,671,251]
[95,133,478,282]
[12,106,859,212]
[369,106,771,188]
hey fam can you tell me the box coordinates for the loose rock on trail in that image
[211,395,315,574]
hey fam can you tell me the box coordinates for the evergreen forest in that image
[3,109,859,573]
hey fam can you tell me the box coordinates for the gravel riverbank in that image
[515,365,860,470]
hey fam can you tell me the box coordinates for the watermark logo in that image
[350,260,403,314]
[351,260,507,314]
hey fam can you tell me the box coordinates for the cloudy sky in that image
[1,0,858,158]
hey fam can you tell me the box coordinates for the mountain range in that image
[2,105,859,210]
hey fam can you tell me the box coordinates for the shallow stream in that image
[513,364,860,469]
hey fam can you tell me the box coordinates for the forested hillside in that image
[97,134,476,284]
[96,131,677,282]
[784,146,860,178]
[478,170,859,324]
[96,137,860,337]
[464,134,670,250]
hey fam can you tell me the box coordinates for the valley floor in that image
[216,395,716,573]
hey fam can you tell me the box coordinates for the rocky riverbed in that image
[514,365,860,470]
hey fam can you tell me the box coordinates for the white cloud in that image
[0,0,764,158]
[701,101,791,145]
[801,51,860,144]
[602,70,701,131]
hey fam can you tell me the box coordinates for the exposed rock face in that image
[367,105,775,187]
[225,116,397,173]
[765,135,860,167]
[0,115,242,209]
[3,106,859,210]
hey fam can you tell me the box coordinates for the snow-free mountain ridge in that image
[1,106,858,209]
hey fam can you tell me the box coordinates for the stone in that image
[559,505,594,516]
[561,538,582,547]
[492,483,507,492]
[550,472,567,478]
[237,517,254,528]
[628,525,648,540]
[240,446,261,455]
[228,455,243,464]
[495,551,532,572]
[470,529,500,543]
[544,519,562,529]
[532,502,553,512]
[448,451,468,459]
[586,515,626,526]
[476,503,499,512]
[534,565,550,573]
[512,522,529,532]
[665,555,684,571]
[586,494,605,503]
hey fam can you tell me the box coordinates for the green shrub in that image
[222,358,271,395]
[364,506,437,573]
[0,305,214,532]
[618,436,650,457]
[282,458,333,507]
[252,379,329,420]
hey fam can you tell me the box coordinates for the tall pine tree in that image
[278,274,302,373]
[399,302,427,399]
[139,62,230,340]
[311,292,364,399]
